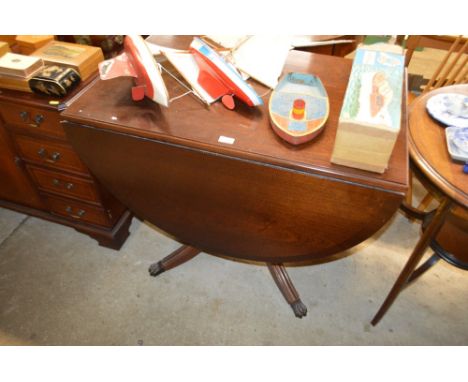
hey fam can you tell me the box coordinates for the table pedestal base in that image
[148,245,308,318]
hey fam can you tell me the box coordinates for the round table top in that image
[409,84,468,207]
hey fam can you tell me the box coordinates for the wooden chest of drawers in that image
[0,77,132,249]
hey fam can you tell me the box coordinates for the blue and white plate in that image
[445,126,468,162]
[426,93,468,128]
[453,127,468,152]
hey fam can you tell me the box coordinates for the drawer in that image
[45,195,112,227]
[0,102,66,139]
[27,165,101,203]
[14,134,89,174]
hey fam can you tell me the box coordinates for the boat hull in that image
[269,115,326,145]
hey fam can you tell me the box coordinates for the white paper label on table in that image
[218,136,235,144]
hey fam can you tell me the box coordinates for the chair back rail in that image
[424,36,468,93]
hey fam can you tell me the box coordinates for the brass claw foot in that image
[267,263,308,319]
[148,261,165,277]
[291,300,308,318]
[148,245,201,278]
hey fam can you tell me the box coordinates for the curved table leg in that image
[400,199,429,221]
[371,197,452,326]
[149,245,201,277]
[267,263,307,318]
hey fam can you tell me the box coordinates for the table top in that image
[0,73,97,112]
[62,49,408,194]
[408,84,468,207]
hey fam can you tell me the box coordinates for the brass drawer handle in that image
[34,114,44,125]
[19,111,29,122]
[37,148,61,163]
[52,179,75,190]
[19,111,44,127]
[65,206,86,219]
[37,147,47,157]
[49,152,61,162]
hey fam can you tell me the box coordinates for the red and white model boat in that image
[98,35,264,111]
[98,35,169,107]
[189,37,263,110]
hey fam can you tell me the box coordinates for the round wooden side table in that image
[372,84,468,325]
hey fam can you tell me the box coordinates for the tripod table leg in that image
[149,245,201,277]
[268,263,308,318]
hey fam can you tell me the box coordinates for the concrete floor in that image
[0,178,467,345]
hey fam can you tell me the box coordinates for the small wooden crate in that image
[331,43,405,173]
[0,52,44,93]
[0,52,43,77]
[15,35,54,55]
[32,41,104,81]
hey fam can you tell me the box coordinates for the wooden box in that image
[0,75,32,92]
[31,41,104,81]
[0,52,43,77]
[331,44,405,173]
[0,41,10,57]
[0,35,16,46]
[15,35,54,55]
[0,53,44,93]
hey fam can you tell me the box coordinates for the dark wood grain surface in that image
[62,51,408,193]
[0,73,132,249]
[0,121,45,209]
[62,49,408,263]
[63,121,403,262]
